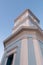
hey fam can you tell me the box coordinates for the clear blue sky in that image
[0,0,43,62]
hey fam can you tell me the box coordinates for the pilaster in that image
[33,39,43,65]
[20,38,28,65]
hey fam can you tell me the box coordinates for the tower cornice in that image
[3,26,43,47]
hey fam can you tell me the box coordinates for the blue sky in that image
[0,0,43,62]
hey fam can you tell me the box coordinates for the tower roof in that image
[14,9,40,23]
[12,9,40,34]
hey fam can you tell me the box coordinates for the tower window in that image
[6,54,14,65]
